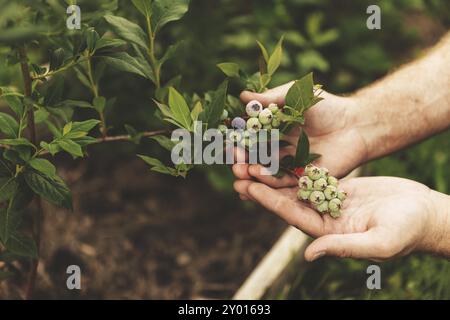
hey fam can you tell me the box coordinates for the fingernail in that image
[311,251,326,261]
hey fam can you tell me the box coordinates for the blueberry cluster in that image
[297,164,347,218]
[218,100,284,148]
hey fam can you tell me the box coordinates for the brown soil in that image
[1,147,285,299]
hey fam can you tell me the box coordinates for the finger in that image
[240,81,295,107]
[247,182,323,236]
[248,164,297,188]
[232,163,251,180]
[233,180,254,200]
[304,229,396,261]
[239,194,251,201]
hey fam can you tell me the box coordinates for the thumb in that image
[304,229,394,261]
[240,81,295,106]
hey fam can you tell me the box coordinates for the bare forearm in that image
[421,190,450,258]
[351,32,450,161]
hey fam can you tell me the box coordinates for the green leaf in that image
[159,42,181,67]
[104,15,148,50]
[168,87,192,130]
[28,158,57,177]
[5,233,38,258]
[132,0,153,18]
[294,130,310,167]
[267,36,284,76]
[0,87,24,117]
[151,0,190,32]
[43,76,65,107]
[0,113,19,138]
[63,122,72,136]
[256,40,269,63]
[49,48,65,71]
[94,38,127,51]
[58,100,94,109]
[71,119,101,133]
[190,100,203,122]
[138,155,179,176]
[285,73,314,113]
[24,170,72,210]
[86,28,100,53]
[57,139,83,158]
[0,176,18,202]
[217,63,240,78]
[100,52,149,79]
[93,96,106,113]
[150,135,175,151]
[0,138,35,148]
[199,81,228,128]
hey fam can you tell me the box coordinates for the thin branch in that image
[18,46,43,300]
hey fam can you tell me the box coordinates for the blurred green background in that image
[1,0,449,299]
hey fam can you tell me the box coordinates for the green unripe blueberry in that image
[218,124,228,134]
[268,103,279,114]
[327,176,339,187]
[313,178,327,191]
[228,131,242,143]
[309,191,325,205]
[337,190,348,201]
[315,200,329,214]
[329,198,342,212]
[329,210,341,219]
[324,185,338,200]
[298,176,313,190]
[271,117,281,128]
[297,189,311,201]
[220,109,228,120]
[306,165,322,181]
[246,117,262,132]
[258,108,273,125]
[320,167,329,178]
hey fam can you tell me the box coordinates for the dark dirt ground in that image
[0,146,286,299]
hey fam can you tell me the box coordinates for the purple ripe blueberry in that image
[246,100,263,117]
[231,117,246,130]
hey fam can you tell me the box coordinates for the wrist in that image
[420,190,450,256]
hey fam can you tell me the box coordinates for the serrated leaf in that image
[0,112,19,138]
[294,130,310,167]
[267,36,284,76]
[57,139,83,158]
[28,158,57,177]
[5,233,38,258]
[168,87,192,130]
[104,15,148,49]
[63,122,72,135]
[217,63,240,78]
[24,170,72,210]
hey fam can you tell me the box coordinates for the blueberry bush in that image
[0,0,324,298]
[1,0,449,300]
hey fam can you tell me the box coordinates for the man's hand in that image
[234,171,450,261]
[234,83,367,193]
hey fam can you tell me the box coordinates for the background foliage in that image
[0,0,449,299]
